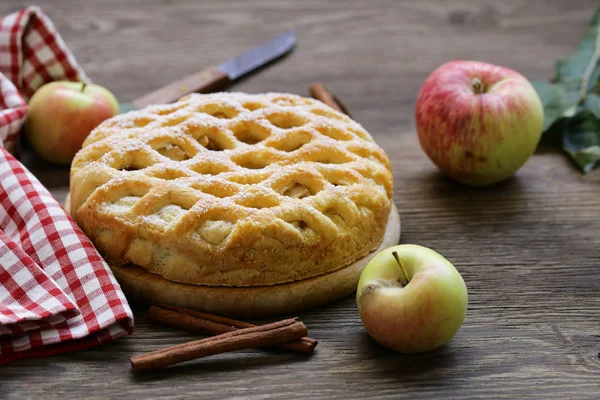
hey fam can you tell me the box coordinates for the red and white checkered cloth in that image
[0,6,87,153]
[0,7,133,364]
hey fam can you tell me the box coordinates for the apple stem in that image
[81,82,87,93]
[391,251,410,286]
[471,78,484,94]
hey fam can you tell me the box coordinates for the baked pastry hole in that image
[277,176,322,199]
[286,219,318,242]
[184,124,235,151]
[196,219,234,245]
[152,204,189,224]
[231,122,271,145]
[145,192,196,226]
[323,209,346,226]
[267,131,312,152]
[111,151,154,171]
[242,102,265,111]
[120,165,144,172]
[320,170,361,187]
[312,108,344,120]
[196,135,209,148]
[315,125,353,141]
[103,183,151,213]
[212,112,230,119]
[189,162,230,176]
[155,105,184,116]
[154,144,191,161]
[231,154,271,170]
[183,123,209,139]
[282,212,318,235]
[164,115,190,127]
[195,134,234,151]
[133,117,153,128]
[312,151,353,165]
[114,160,151,172]
[204,136,229,151]
[283,183,311,199]
[105,195,141,213]
[266,113,308,129]
[238,160,268,170]
[198,104,239,120]
[322,202,356,227]
[290,220,308,230]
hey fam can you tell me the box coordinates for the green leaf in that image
[538,116,564,148]
[532,81,579,131]
[534,7,600,173]
[556,8,600,93]
[563,109,600,172]
[582,92,600,119]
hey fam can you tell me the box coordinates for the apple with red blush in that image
[356,244,468,353]
[415,60,543,186]
[25,81,119,165]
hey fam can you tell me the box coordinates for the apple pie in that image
[70,93,393,287]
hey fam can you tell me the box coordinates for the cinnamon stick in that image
[309,82,352,118]
[148,305,317,354]
[131,318,307,373]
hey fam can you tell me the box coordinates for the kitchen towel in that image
[0,7,133,365]
[0,6,87,153]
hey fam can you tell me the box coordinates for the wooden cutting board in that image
[66,195,400,317]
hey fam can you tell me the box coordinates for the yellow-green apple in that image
[415,60,543,186]
[356,244,468,353]
[25,81,119,165]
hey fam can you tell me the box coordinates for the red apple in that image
[415,61,543,186]
[25,81,119,165]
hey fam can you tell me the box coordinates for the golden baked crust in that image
[70,93,393,287]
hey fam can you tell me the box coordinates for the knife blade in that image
[130,30,296,109]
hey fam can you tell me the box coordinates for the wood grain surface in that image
[1,0,600,399]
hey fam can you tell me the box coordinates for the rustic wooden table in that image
[1,1,599,398]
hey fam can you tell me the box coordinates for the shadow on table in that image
[420,168,528,197]
[17,137,71,190]
[357,331,459,378]
[408,169,530,225]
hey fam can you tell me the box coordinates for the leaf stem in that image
[578,24,600,101]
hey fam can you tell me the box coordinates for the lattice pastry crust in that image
[70,93,393,287]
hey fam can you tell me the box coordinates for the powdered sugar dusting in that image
[68,92,394,287]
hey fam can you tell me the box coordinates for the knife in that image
[127,30,296,110]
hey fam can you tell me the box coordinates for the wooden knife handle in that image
[132,66,230,109]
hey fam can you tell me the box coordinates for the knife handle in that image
[132,66,230,109]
